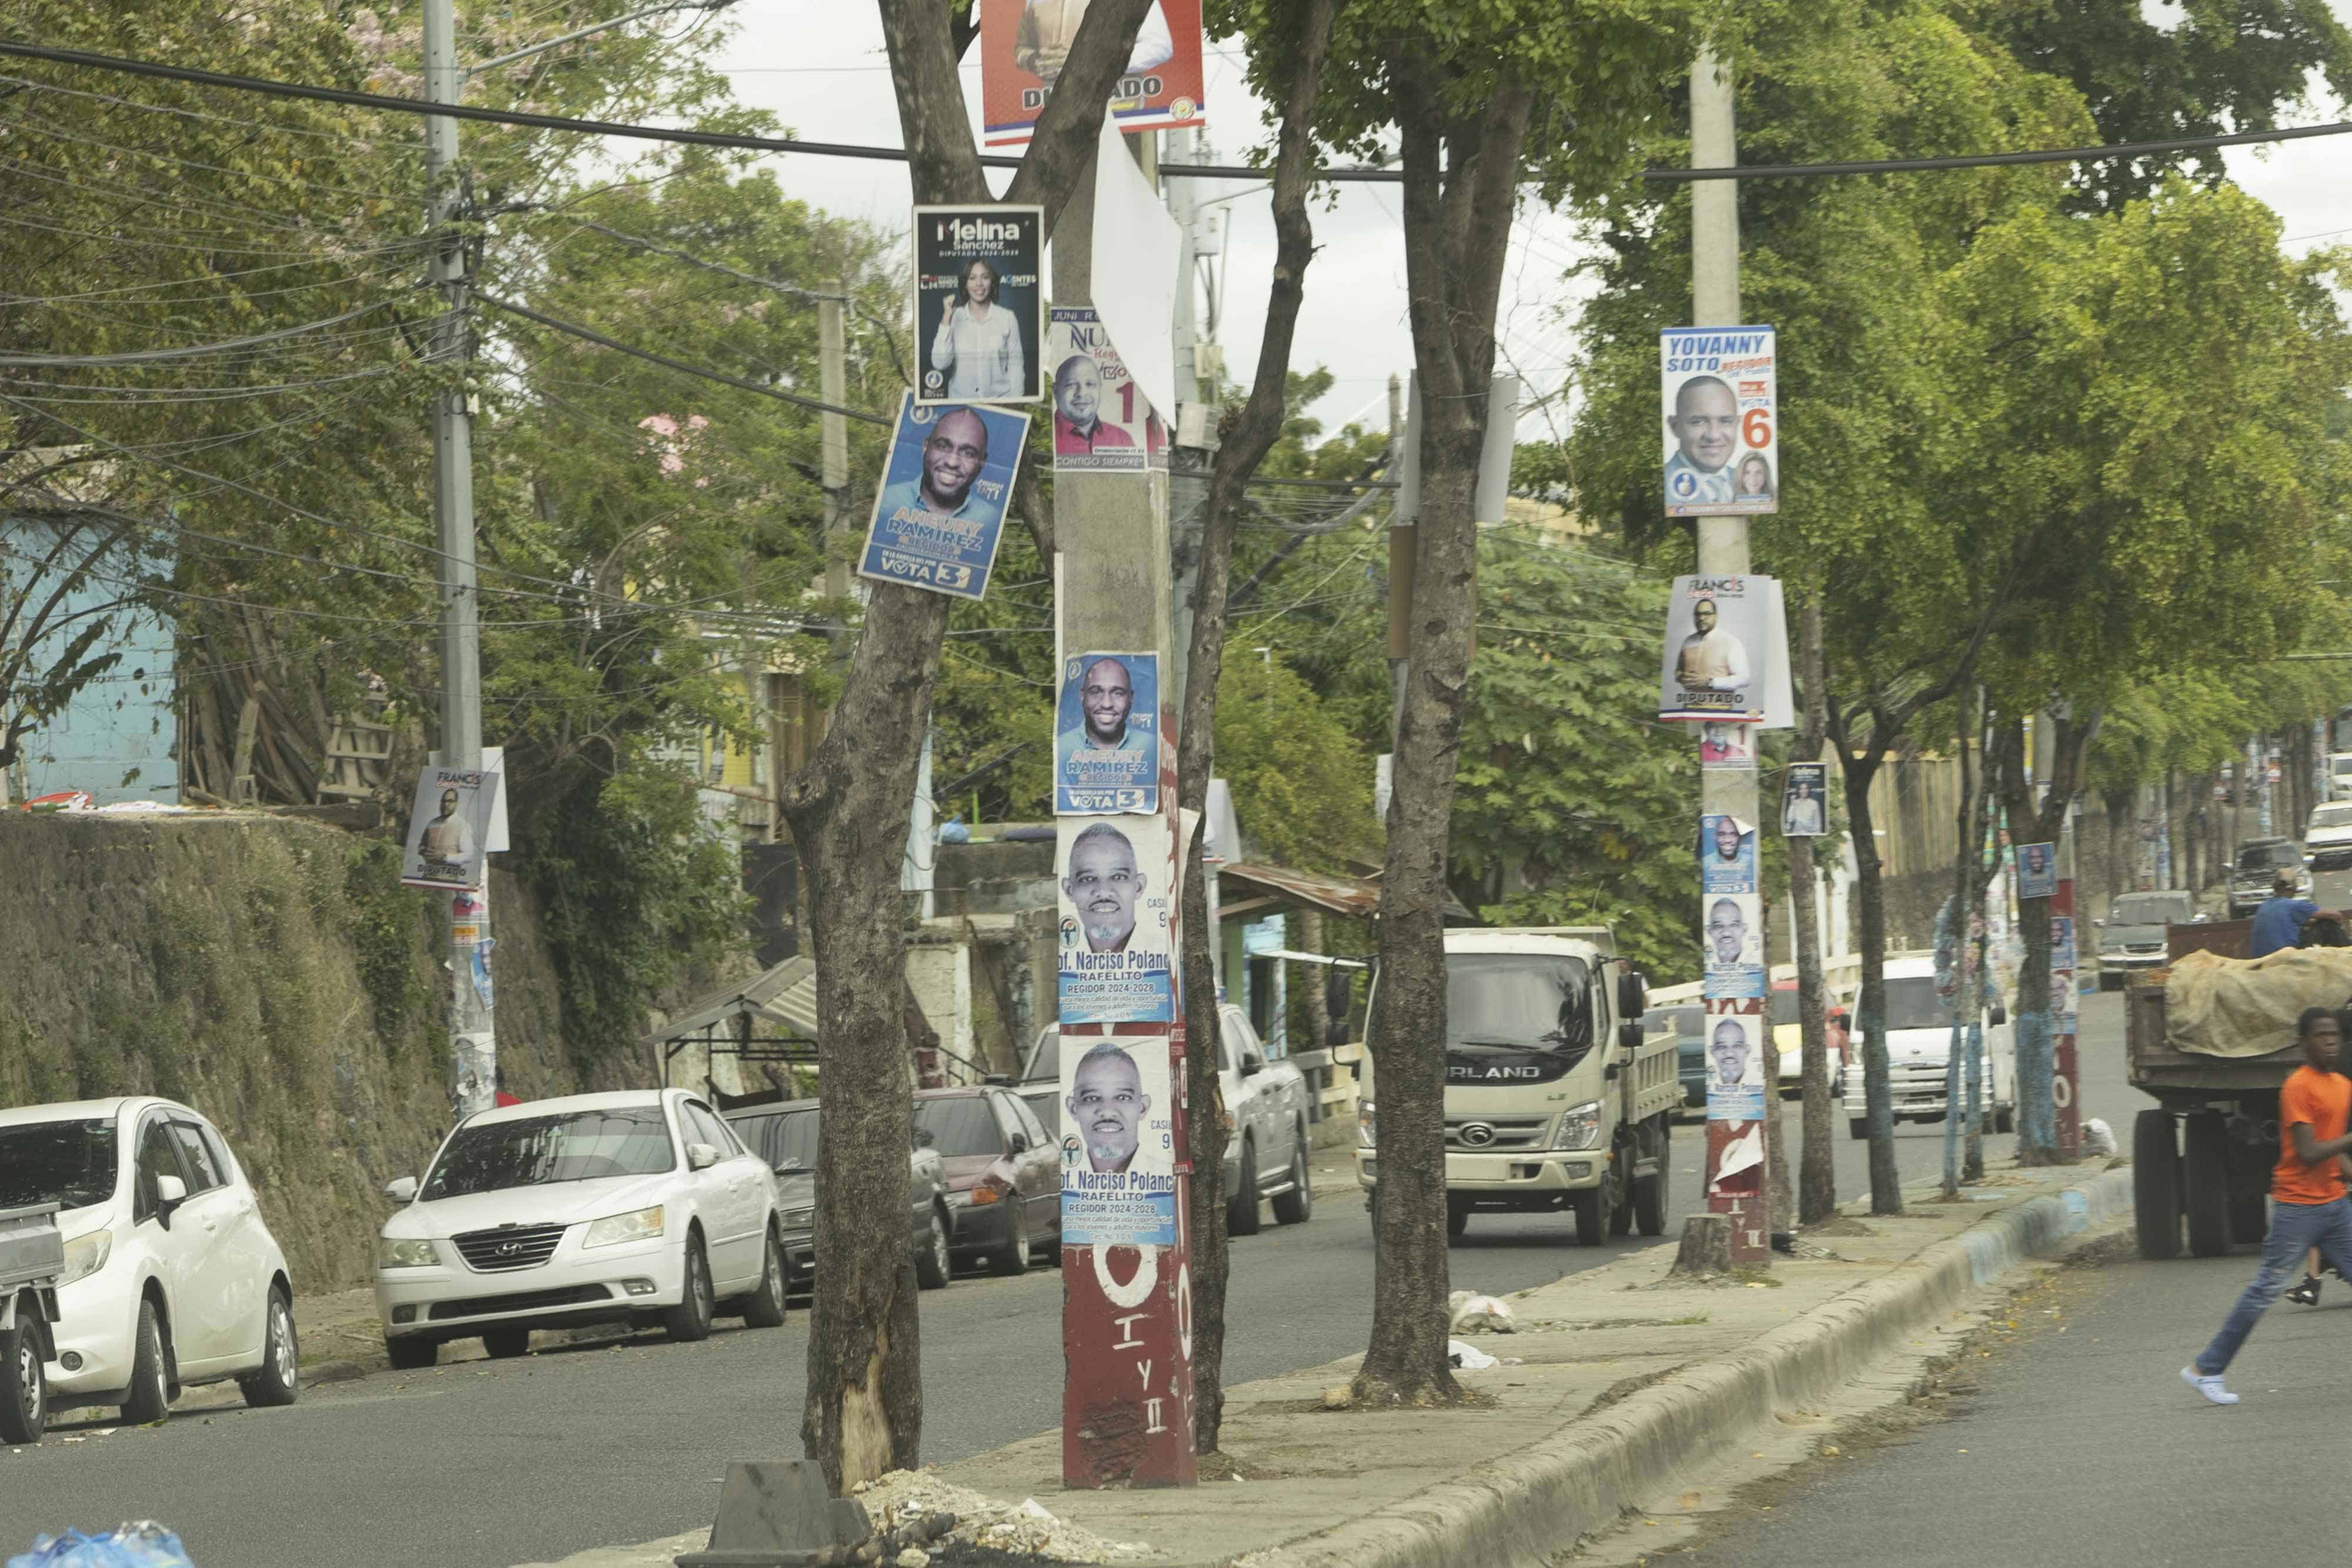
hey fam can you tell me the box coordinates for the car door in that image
[1002,1091,1060,1247]
[168,1115,268,1369]
[129,1111,225,1364]
[679,1099,763,1289]
[1222,1007,1279,1162]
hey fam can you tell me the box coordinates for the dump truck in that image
[1,1202,65,1443]
[1354,926,1680,1245]
[2126,917,2333,1260]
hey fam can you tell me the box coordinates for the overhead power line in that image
[5,39,2348,185]
[0,295,416,366]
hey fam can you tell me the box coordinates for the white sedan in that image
[375,1089,786,1368]
[0,1097,300,1423]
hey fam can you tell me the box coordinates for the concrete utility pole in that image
[1055,131,1196,1490]
[1689,44,1769,1266]
[422,0,495,1118]
[1165,128,1212,713]
[818,276,851,616]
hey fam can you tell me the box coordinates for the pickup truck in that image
[2,1202,65,1442]
[1020,1001,1315,1236]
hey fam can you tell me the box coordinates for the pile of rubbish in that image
[8,1524,196,1568]
[851,1470,1152,1564]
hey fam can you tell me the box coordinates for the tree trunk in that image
[1991,710,2094,1166]
[1941,691,1979,1199]
[1354,59,1531,1407]
[1840,744,1903,1214]
[1301,909,1331,1052]
[1174,0,1335,1452]
[1761,897,1792,1231]
[787,0,1161,1491]
[1791,602,1833,1224]
[1672,1213,1732,1275]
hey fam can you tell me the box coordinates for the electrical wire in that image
[0,295,422,366]
[0,106,419,204]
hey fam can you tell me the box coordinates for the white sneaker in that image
[2181,1365,2240,1405]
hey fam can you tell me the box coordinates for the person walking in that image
[2183,1006,2352,1403]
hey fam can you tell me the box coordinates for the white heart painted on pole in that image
[1089,111,1181,423]
[1095,1242,1161,1309]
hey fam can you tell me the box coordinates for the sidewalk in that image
[517,1155,2130,1568]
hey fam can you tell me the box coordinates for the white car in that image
[375,1089,786,1368]
[0,1098,300,1423]
[1842,954,2017,1135]
[2309,803,2352,872]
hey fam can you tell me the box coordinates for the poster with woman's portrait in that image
[913,205,1044,406]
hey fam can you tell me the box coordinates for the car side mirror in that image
[1990,1005,2008,1027]
[914,1128,936,1149]
[686,1142,722,1171]
[1241,1057,1264,1078]
[384,1176,419,1204]
[1617,969,1648,1022]
[155,1172,188,1216]
[1618,1022,1644,1053]
[1008,1133,1028,1155]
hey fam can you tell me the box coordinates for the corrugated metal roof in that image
[646,954,818,1047]
[1217,862,1474,924]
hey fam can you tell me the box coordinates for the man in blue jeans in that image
[2183,1007,2352,1403]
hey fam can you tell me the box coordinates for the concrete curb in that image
[1248,1166,2135,1568]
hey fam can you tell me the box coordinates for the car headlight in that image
[1555,1102,1604,1151]
[58,1228,112,1286]
[583,1205,664,1249]
[967,1183,1003,1206]
[780,1205,814,1231]
[1357,1102,1377,1151]
[376,1236,440,1269]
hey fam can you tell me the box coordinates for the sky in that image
[699,0,2352,448]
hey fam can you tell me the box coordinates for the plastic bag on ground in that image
[2082,1118,2116,1156]
[8,1525,195,1568]
[1448,1338,1498,1370]
[1447,1290,1517,1333]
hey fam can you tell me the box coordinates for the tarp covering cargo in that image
[2164,948,2352,1058]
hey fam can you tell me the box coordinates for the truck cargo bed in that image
[0,1203,64,1293]
[2126,985,2305,1093]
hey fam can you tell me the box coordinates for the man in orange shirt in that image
[2183,1007,2352,1403]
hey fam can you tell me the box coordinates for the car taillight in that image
[969,1180,1004,1206]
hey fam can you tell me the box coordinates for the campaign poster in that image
[1701,891,1765,1000]
[2051,915,2077,975]
[1661,325,1776,517]
[1702,1005,1766,1124]
[857,393,1031,601]
[400,763,504,891]
[979,0,1206,149]
[1782,761,1828,837]
[1699,813,1756,895]
[1054,650,1160,814]
[1057,1035,1177,1246]
[1047,307,1167,473]
[2018,842,2056,900]
[1057,815,1175,1022]
[1700,720,1756,769]
[1661,574,1766,721]
[913,205,1044,406]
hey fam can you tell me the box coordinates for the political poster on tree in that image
[857,393,1031,602]
[1702,1007,1766,1124]
[1055,651,1160,814]
[1782,763,1828,837]
[1659,574,1767,721]
[1057,1036,1177,1246]
[1047,307,1166,473]
[913,205,1043,406]
[400,763,505,891]
[1699,814,1757,895]
[1661,325,1776,517]
[1056,815,1175,1023]
[978,0,1205,149]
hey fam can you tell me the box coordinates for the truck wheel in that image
[1848,1118,1870,1141]
[2183,1114,2231,1258]
[1570,1188,1607,1246]
[1994,1104,2017,1134]
[1634,1161,1668,1238]
[1446,1198,1469,1239]
[0,1313,47,1445]
[1227,1139,1263,1237]
[1608,1190,1633,1236]
[2133,1109,2182,1260]
[2230,1187,2269,1248]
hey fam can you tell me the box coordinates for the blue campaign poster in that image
[857,393,1031,601]
[1054,651,1160,814]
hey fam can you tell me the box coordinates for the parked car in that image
[722,1101,951,1292]
[0,1098,299,1424]
[913,1086,1061,1275]
[2096,888,2197,989]
[2309,803,2352,871]
[374,1089,786,1369]
[2330,751,2352,804]
[1840,953,2016,1135]
[2230,837,2310,917]
[1768,978,1851,1096]
[1644,1004,1708,1115]
[1018,1002,1312,1237]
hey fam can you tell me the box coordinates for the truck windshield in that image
[2238,844,2300,871]
[1882,977,1949,1031]
[1368,952,1595,1052]
[0,1119,119,1212]
[2112,894,2190,925]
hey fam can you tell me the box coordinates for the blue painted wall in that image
[5,517,177,803]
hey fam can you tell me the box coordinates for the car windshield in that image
[1883,977,1949,1031]
[1021,1028,1058,1084]
[2239,843,2300,871]
[0,1118,119,1211]
[2112,894,2190,925]
[742,1109,818,1171]
[2334,758,2352,776]
[2314,805,2352,830]
[421,1108,674,1200]
[913,1097,1003,1159]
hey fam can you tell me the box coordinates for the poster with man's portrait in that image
[2018,842,2056,900]
[1055,650,1160,814]
[1660,325,1776,517]
[1046,307,1166,473]
[1699,813,1757,895]
[400,763,504,891]
[1700,891,1765,999]
[913,205,1044,406]
[978,0,1207,149]
[1058,1035,1177,1247]
[1057,815,1175,1022]
[1702,1008,1766,1123]
[858,393,1031,601]
[1660,574,1766,721]
[1700,720,1757,769]
[1782,762,1828,837]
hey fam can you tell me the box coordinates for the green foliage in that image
[1212,653,1378,871]
[343,838,436,1050]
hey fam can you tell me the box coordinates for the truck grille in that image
[452,1222,569,1273]
[1445,1115,1553,1151]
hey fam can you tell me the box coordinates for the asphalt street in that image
[3,991,2134,1568]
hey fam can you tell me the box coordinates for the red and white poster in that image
[980,0,1206,149]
